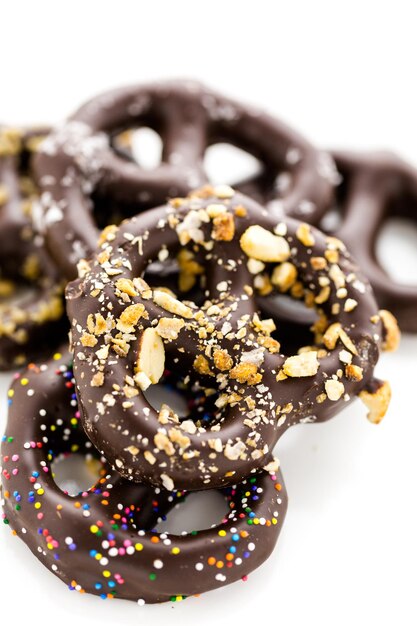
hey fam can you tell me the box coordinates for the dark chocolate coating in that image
[66,189,386,492]
[0,127,66,370]
[34,80,335,280]
[1,351,287,603]
[329,151,417,332]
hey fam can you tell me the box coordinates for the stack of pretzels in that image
[0,81,405,604]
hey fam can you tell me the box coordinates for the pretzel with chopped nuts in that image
[1,350,287,603]
[34,80,334,280]
[66,187,398,492]
[0,127,65,370]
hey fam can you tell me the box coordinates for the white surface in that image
[1,2,417,625]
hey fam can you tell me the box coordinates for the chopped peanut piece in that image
[234,204,247,217]
[254,273,273,296]
[325,379,345,401]
[156,317,185,340]
[153,290,193,319]
[206,203,226,217]
[322,323,357,355]
[283,351,319,377]
[345,363,363,381]
[310,256,327,271]
[329,264,345,289]
[325,248,339,264]
[144,450,156,465]
[379,309,401,352]
[115,278,138,297]
[91,372,104,387]
[214,184,235,199]
[240,225,290,262]
[98,224,118,245]
[154,432,175,456]
[296,223,315,246]
[247,258,265,275]
[135,328,165,388]
[258,335,281,353]
[230,362,262,385]
[252,313,276,335]
[344,298,358,312]
[315,286,331,304]
[213,349,233,371]
[264,458,280,473]
[359,380,391,424]
[224,441,247,460]
[81,332,98,348]
[116,303,146,333]
[271,262,297,292]
[212,212,235,241]
[169,428,191,449]
[161,474,174,491]
[193,354,213,376]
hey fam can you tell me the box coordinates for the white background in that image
[1,2,417,625]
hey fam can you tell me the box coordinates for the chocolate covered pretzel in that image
[66,188,397,492]
[1,351,287,603]
[35,80,335,280]
[0,127,65,370]
[329,151,417,332]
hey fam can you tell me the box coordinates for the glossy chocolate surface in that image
[34,80,335,279]
[330,151,417,332]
